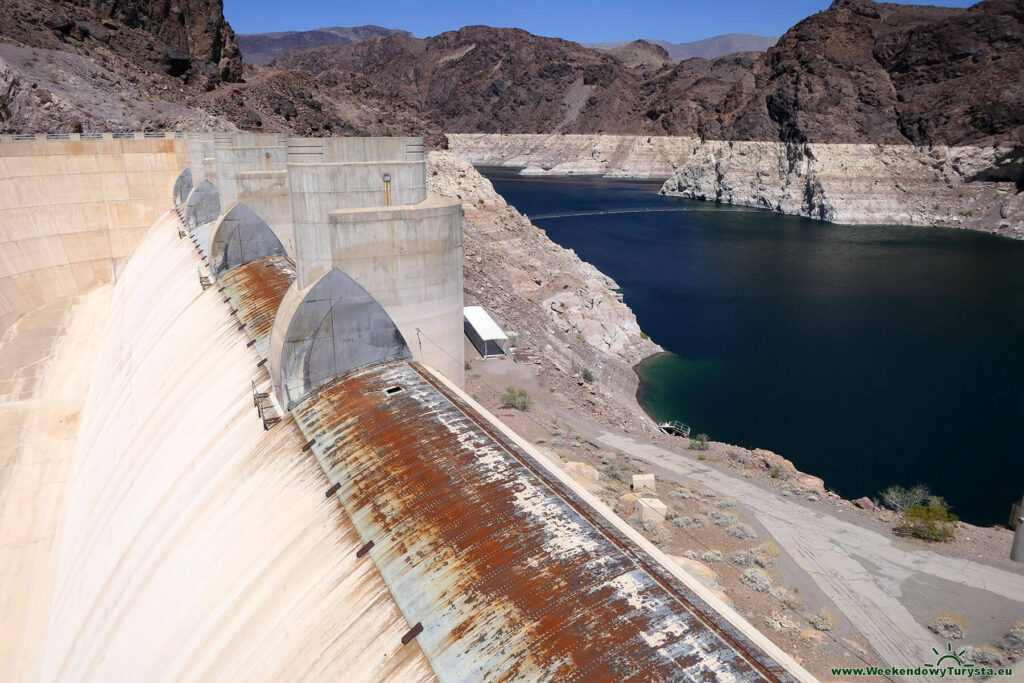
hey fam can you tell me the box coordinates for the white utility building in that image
[464,306,508,359]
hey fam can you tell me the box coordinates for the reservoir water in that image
[481,168,1024,526]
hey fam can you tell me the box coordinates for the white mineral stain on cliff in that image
[448,133,698,178]
[448,133,1022,239]
[662,140,1023,238]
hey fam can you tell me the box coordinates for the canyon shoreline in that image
[448,133,1024,239]
[434,150,1024,676]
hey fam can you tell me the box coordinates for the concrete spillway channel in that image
[292,360,804,681]
[32,212,435,681]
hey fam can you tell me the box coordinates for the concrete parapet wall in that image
[214,145,288,206]
[323,196,465,385]
[0,136,185,333]
[287,162,427,230]
[234,170,294,256]
[287,136,424,164]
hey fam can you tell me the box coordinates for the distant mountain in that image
[605,40,673,69]
[238,25,411,63]
[588,34,777,61]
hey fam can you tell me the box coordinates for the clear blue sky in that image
[224,0,975,42]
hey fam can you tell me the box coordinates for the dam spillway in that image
[0,132,815,682]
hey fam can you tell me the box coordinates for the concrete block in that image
[633,497,668,523]
[632,473,656,494]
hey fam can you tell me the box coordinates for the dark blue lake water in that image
[481,168,1024,526]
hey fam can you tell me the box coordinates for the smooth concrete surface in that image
[0,136,186,335]
[269,268,412,408]
[209,202,288,278]
[0,288,111,683]
[235,170,294,257]
[287,161,427,223]
[185,132,217,185]
[15,213,434,682]
[184,179,221,230]
[172,168,193,207]
[322,197,465,385]
[213,134,288,207]
[287,137,424,164]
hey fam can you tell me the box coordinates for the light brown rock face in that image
[447,134,698,178]
[428,150,659,364]
[427,150,661,430]
[661,140,1023,239]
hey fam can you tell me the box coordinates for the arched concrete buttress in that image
[183,180,221,230]
[269,267,412,409]
[172,168,193,207]
[208,202,288,278]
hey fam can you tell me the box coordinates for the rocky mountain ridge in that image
[237,25,411,64]
[2,0,1022,150]
[587,33,777,61]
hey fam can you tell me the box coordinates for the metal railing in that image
[658,420,691,437]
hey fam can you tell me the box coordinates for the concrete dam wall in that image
[0,133,186,334]
[1,132,814,682]
[0,132,466,384]
[32,213,434,682]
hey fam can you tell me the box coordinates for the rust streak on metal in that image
[291,360,795,682]
[218,254,295,357]
[412,364,788,682]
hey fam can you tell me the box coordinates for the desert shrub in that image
[701,550,724,563]
[669,487,695,500]
[727,523,756,540]
[709,510,738,527]
[928,613,967,640]
[500,386,533,411]
[1000,620,1024,659]
[730,549,758,567]
[879,484,931,512]
[811,609,835,632]
[962,645,1005,667]
[642,520,662,534]
[754,542,780,566]
[740,568,771,593]
[716,497,737,509]
[731,542,778,568]
[773,587,804,610]
[682,550,698,560]
[571,362,595,383]
[771,464,786,480]
[671,515,707,530]
[599,465,622,481]
[895,499,958,542]
[689,433,710,451]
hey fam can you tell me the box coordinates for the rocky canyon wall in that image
[447,134,698,178]
[660,141,1023,239]
[450,133,1023,238]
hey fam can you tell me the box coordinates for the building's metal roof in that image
[219,254,296,359]
[292,360,798,682]
[463,306,507,342]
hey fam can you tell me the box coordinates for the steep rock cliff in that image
[661,140,1023,237]
[447,133,698,178]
